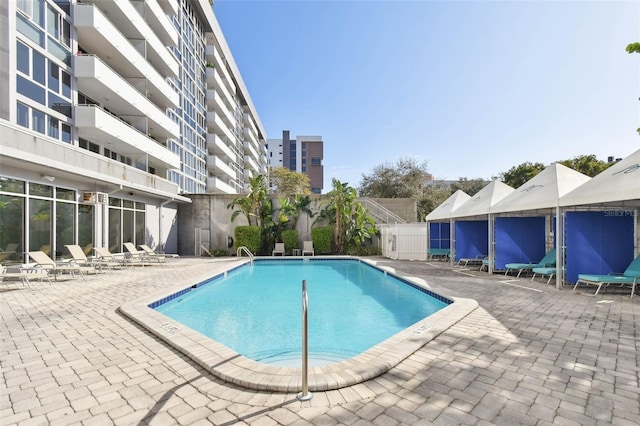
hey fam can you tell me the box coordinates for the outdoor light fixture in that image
[41,175,55,182]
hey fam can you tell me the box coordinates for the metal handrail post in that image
[297,279,312,401]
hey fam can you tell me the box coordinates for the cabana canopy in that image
[559,148,640,207]
[451,180,514,218]
[492,163,591,213]
[425,190,470,221]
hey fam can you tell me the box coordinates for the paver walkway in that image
[1,257,638,425]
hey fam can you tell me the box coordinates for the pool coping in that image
[119,256,478,392]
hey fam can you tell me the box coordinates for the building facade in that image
[268,130,324,194]
[0,0,266,261]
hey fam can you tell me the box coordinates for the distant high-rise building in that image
[268,130,324,193]
[0,0,266,258]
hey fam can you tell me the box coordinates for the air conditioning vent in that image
[82,192,108,205]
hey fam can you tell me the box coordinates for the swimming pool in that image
[153,259,449,366]
[120,257,478,392]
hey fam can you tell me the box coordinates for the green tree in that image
[626,42,640,54]
[559,154,613,177]
[269,167,311,195]
[450,178,486,197]
[500,162,546,188]
[227,174,269,227]
[358,158,430,199]
[317,179,377,254]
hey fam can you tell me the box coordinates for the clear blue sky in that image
[214,0,640,192]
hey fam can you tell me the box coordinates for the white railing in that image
[359,198,406,224]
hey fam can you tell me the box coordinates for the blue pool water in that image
[154,259,449,366]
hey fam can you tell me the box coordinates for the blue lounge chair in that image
[505,249,556,278]
[573,255,640,298]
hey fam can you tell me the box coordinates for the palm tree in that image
[321,179,357,254]
[227,174,269,226]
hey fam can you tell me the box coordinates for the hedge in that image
[234,226,261,255]
[311,227,332,254]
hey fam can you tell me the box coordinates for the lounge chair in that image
[94,247,127,265]
[3,243,18,252]
[28,251,93,280]
[1,265,32,288]
[457,255,486,267]
[65,244,121,271]
[123,242,157,265]
[139,244,179,259]
[427,248,450,261]
[573,255,640,298]
[272,243,285,256]
[302,241,314,256]
[531,267,556,285]
[0,251,16,263]
[138,244,169,262]
[505,249,556,278]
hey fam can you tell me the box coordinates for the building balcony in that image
[206,155,235,178]
[244,156,260,175]
[78,0,178,78]
[206,89,235,127]
[243,140,259,162]
[157,0,178,15]
[205,67,235,110]
[75,55,178,138]
[75,104,180,171]
[206,175,236,194]
[206,111,236,145]
[206,134,237,162]
[75,4,179,100]
[140,0,178,47]
[0,120,183,200]
[205,45,236,94]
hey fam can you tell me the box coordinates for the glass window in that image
[29,198,52,256]
[32,109,45,134]
[78,204,94,254]
[17,102,29,127]
[47,5,58,38]
[48,93,71,117]
[55,201,74,258]
[61,123,70,143]
[122,209,134,247]
[29,183,52,197]
[61,71,71,98]
[123,200,134,209]
[17,14,45,47]
[34,0,45,27]
[0,177,26,194]
[56,188,74,200]
[17,75,46,104]
[32,50,45,84]
[17,41,30,75]
[62,19,70,47]
[48,116,59,138]
[108,208,121,253]
[109,197,121,208]
[47,36,70,66]
[135,211,145,246]
[0,195,24,264]
[48,62,59,92]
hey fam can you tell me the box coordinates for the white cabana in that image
[425,190,471,221]
[450,180,514,270]
[490,163,591,287]
[557,149,640,289]
[559,149,640,208]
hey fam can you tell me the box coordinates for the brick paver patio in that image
[1,257,638,425]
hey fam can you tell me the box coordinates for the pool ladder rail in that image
[236,246,254,264]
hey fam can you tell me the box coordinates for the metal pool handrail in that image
[297,279,312,401]
[236,246,254,264]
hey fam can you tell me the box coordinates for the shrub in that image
[234,226,261,255]
[345,244,381,256]
[311,227,332,254]
[281,230,299,252]
[208,248,229,257]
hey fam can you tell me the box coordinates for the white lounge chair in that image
[302,241,314,256]
[28,251,93,280]
[65,244,121,271]
[123,243,156,265]
[138,244,168,262]
[272,243,285,256]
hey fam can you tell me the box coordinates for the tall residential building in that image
[268,130,324,194]
[0,0,266,260]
